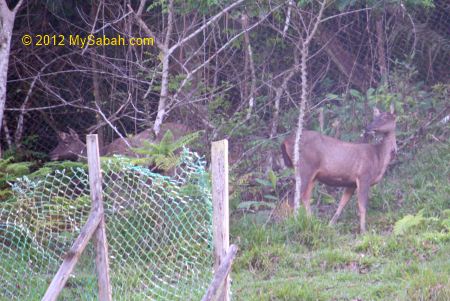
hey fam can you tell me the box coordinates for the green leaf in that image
[268,170,277,190]
[263,194,278,201]
[393,209,425,236]
[326,93,340,100]
[349,89,362,99]
[255,178,272,187]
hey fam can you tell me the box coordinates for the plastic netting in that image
[0,149,213,301]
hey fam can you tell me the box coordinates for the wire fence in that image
[0,149,213,300]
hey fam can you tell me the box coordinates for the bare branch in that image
[168,0,245,55]
[128,4,164,50]
[172,6,280,105]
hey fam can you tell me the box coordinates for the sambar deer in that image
[49,123,190,161]
[281,107,397,232]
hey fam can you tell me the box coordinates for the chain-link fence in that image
[0,149,213,300]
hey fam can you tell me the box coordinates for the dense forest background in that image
[1,0,448,165]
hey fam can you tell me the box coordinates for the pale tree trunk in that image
[90,0,104,148]
[241,13,256,120]
[0,0,23,155]
[292,1,326,216]
[154,50,170,135]
[267,64,298,173]
[153,0,174,136]
[293,45,309,215]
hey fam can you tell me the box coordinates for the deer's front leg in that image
[356,178,370,233]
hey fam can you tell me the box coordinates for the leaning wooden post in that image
[211,140,230,301]
[86,134,112,301]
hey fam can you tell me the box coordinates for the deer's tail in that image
[281,141,293,168]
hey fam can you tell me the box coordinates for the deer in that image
[49,123,190,161]
[281,106,397,233]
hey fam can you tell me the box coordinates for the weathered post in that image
[42,134,111,301]
[86,134,112,301]
[211,139,230,301]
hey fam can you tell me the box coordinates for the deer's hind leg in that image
[300,171,317,216]
[329,187,355,226]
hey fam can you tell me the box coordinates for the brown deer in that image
[281,107,397,232]
[49,123,190,161]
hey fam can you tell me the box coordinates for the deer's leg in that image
[356,179,370,233]
[301,179,315,216]
[329,187,355,226]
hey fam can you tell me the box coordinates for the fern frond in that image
[393,209,425,236]
[160,130,174,147]
[130,130,200,172]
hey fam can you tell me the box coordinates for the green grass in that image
[231,141,450,300]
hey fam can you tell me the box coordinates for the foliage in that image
[28,161,87,178]
[393,209,427,235]
[319,65,449,150]
[234,168,293,213]
[0,158,33,200]
[131,130,200,171]
[393,209,450,245]
[2,135,48,162]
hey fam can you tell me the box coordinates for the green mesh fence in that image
[0,149,213,300]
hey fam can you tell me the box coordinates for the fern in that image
[131,130,200,171]
[0,158,33,184]
[441,217,450,231]
[0,157,34,200]
[394,209,426,236]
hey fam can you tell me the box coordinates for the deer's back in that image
[283,130,380,187]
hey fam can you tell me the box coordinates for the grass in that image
[231,141,450,300]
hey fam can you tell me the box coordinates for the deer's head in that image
[50,128,86,161]
[366,105,396,134]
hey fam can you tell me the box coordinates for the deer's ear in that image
[57,131,68,140]
[373,107,380,117]
[390,103,395,114]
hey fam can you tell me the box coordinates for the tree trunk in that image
[0,3,15,145]
[241,13,256,120]
[90,0,105,148]
[153,0,174,136]
[292,0,326,216]
[0,0,23,155]
[153,50,170,135]
[293,45,309,214]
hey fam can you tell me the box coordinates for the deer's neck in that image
[376,131,396,177]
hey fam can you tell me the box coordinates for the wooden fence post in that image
[42,135,111,301]
[86,134,112,301]
[211,139,230,301]
[201,245,237,301]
